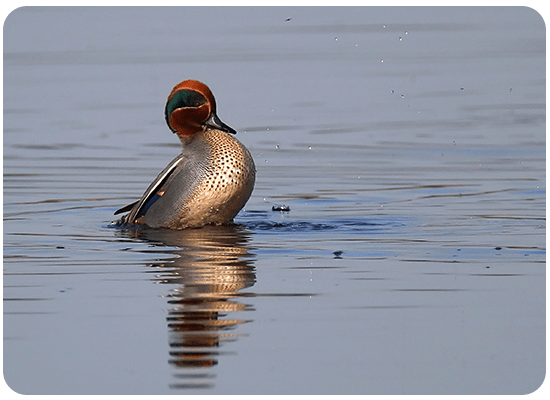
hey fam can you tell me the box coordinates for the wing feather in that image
[117,155,185,224]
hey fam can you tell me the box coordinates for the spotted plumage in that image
[115,80,255,229]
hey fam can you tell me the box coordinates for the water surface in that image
[3,6,545,395]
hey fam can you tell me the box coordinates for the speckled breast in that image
[166,129,256,229]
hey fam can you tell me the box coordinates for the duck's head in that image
[164,79,236,138]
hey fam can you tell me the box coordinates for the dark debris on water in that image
[272,205,291,212]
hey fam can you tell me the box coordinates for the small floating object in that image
[272,205,290,212]
[333,250,344,258]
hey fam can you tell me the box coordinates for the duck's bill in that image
[205,112,237,134]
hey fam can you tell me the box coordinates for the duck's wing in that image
[115,154,185,224]
[114,201,138,215]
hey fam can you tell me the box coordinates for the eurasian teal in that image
[115,80,256,229]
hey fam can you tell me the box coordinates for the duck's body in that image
[115,80,255,229]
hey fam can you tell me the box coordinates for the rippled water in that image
[3,6,545,395]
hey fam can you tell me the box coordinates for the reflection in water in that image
[117,225,256,390]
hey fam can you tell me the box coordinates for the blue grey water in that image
[3,6,545,395]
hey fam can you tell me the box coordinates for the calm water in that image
[3,6,546,395]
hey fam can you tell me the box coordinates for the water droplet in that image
[334,37,338,41]
[399,36,402,41]
[275,144,280,149]
[401,94,405,99]
[308,146,312,150]
[380,59,384,63]
[405,31,408,35]
[390,90,395,94]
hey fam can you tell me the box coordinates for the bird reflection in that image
[117,224,256,390]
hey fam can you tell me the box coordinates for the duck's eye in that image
[165,90,207,116]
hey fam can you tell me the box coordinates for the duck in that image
[114,79,255,229]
